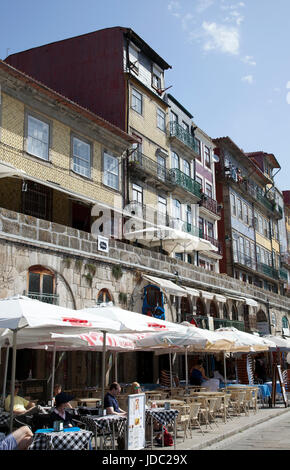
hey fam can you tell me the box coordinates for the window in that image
[131,88,143,114]
[171,151,180,170]
[152,64,162,90]
[128,44,139,73]
[27,114,49,160]
[195,175,203,192]
[157,108,166,132]
[243,203,249,225]
[237,198,243,220]
[158,195,167,214]
[28,266,56,303]
[72,136,91,178]
[103,151,119,190]
[205,183,212,199]
[97,288,113,304]
[186,205,192,230]
[207,221,214,238]
[171,111,178,124]
[183,160,190,176]
[173,199,181,219]
[204,146,211,169]
[198,217,204,236]
[22,181,52,220]
[194,138,201,159]
[157,155,166,181]
[231,193,236,216]
[181,121,189,133]
[132,183,143,204]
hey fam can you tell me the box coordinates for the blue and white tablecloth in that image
[145,408,179,427]
[29,429,93,450]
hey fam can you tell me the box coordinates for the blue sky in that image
[0,0,289,190]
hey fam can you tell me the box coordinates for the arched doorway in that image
[142,284,165,320]
[210,301,219,318]
[256,310,269,335]
[97,288,114,304]
[181,296,191,322]
[28,265,56,303]
[223,304,229,319]
[196,297,206,316]
[282,316,289,335]
[232,304,238,321]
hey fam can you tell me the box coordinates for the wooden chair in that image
[245,388,258,413]
[174,404,191,441]
[230,390,248,416]
[219,393,232,422]
[188,402,204,436]
[207,398,219,428]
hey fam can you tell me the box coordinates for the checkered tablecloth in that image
[79,414,127,436]
[29,430,93,450]
[0,412,10,427]
[145,408,179,427]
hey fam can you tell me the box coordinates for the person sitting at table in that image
[49,392,75,428]
[104,382,127,416]
[52,384,72,408]
[190,361,219,391]
[5,382,46,416]
[0,425,33,450]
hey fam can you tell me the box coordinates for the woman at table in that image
[49,392,75,428]
[52,384,72,409]
[190,360,208,386]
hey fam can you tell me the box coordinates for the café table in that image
[145,407,179,450]
[0,411,9,428]
[76,398,102,407]
[28,427,93,450]
[151,399,185,407]
[79,414,127,450]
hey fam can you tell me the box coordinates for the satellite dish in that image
[212,154,220,163]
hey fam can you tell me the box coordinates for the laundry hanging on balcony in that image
[124,225,217,255]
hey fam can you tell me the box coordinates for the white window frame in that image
[103,151,120,191]
[152,64,162,90]
[171,151,180,170]
[128,43,139,73]
[72,135,91,178]
[231,193,236,217]
[132,183,143,205]
[131,88,143,115]
[183,159,190,177]
[157,108,166,132]
[26,112,50,161]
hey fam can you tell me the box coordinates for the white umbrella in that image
[124,225,217,254]
[215,328,276,352]
[262,335,290,352]
[0,296,125,429]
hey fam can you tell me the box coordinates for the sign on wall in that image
[127,393,146,450]
[97,235,109,253]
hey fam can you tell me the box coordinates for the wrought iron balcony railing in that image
[279,268,288,281]
[199,194,220,216]
[169,121,200,155]
[26,291,59,305]
[128,151,174,187]
[199,232,223,255]
[169,168,202,199]
[233,250,279,280]
[213,318,245,331]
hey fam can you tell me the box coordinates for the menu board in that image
[277,365,288,408]
[127,393,146,450]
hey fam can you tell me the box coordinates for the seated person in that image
[190,361,208,386]
[50,392,75,428]
[0,425,33,450]
[130,382,142,395]
[5,382,43,416]
[51,384,72,408]
[104,382,126,416]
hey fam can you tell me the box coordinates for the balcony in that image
[279,268,288,281]
[200,232,223,255]
[281,253,290,267]
[169,168,202,200]
[25,291,59,305]
[213,318,245,331]
[128,151,175,191]
[168,122,200,157]
[234,250,279,281]
[199,194,221,218]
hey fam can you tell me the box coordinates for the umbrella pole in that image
[9,329,18,433]
[223,352,227,390]
[185,348,188,392]
[1,345,9,407]
[50,345,56,403]
[101,331,107,414]
[169,351,173,396]
[114,352,118,382]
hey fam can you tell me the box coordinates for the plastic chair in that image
[174,404,191,441]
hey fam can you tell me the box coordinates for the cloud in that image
[241,75,254,84]
[168,1,181,17]
[242,55,256,66]
[195,0,215,13]
[202,21,240,55]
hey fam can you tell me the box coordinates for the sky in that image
[0,0,289,190]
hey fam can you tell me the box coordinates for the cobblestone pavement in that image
[158,404,290,451]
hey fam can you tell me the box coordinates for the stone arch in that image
[256,309,269,335]
[231,304,238,321]
[180,295,192,322]
[97,288,114,304]
[196,297,206,316]
[223,304,229,319]
[282,316,289,329]
[209,300,219,318]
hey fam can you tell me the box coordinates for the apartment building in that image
[282,191,290,297]
[214,138,285,299]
